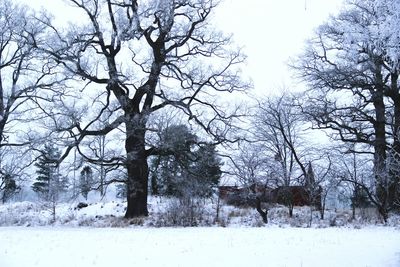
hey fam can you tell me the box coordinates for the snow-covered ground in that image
[0,226,399,267]
[2,197,399,228]
[1,197,400,266]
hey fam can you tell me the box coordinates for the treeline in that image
[0,0,400,223]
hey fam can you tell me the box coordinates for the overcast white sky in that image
[216,0,345,96]
[21,0,345,96]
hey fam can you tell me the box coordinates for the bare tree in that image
[339,145,400,222]
[292,0,400,221]
[36,0,249,218]
[253,92,309,187]
[0,0,62,198]
[306,152,339,221]
[254,93,325,217]
[228,142,271,223]
[227,92,325,221]
[229,143,269,188]
[332,144,372,219]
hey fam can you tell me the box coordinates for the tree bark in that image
[373,62,389,220]
[388,73,400,209]
[391,73,400,152]
[124,117,149,218]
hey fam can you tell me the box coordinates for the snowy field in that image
[0,226,399,267]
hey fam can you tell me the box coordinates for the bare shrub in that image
[155,197,212,227]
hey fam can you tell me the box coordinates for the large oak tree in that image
[292,0,400,220]
[38,0,248,218]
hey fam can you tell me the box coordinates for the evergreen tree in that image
[150,125,222,198]
[32,144,62,201]
[191,144,222,197]
[305,162,316,188]
[80,166,93,200]
[152,125,196,196]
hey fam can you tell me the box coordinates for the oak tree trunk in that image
[373,64,389,220]
[389,73,400,209]
[124,118,149,218]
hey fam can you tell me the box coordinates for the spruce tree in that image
[150,125,222,198]
[152,125,196,196]
[32,144,62,201]
[191,144,222,197]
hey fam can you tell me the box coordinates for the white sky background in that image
[215,0,345,96]
[20,0,345,96]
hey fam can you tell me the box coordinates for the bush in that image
[155,197,211,227]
